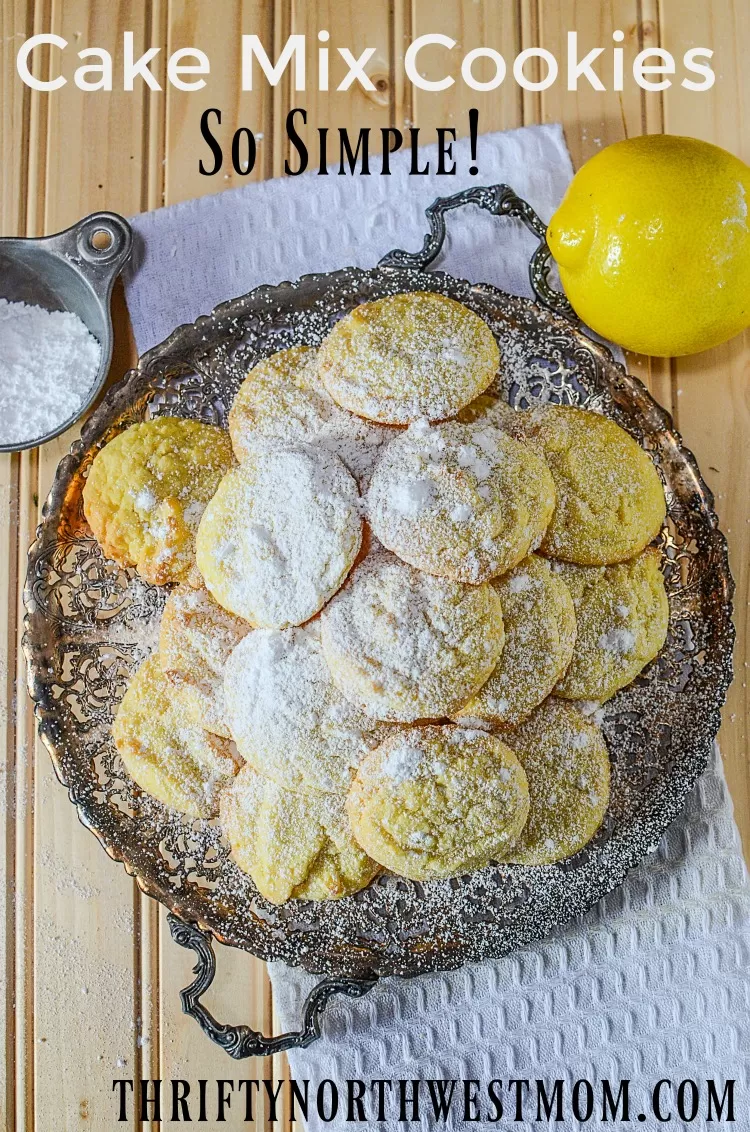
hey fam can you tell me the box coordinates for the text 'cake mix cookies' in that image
[220,764,380,904]
[196,439,362,628]
[525,404,666,564]
[504,698,611,866]
[320,551,505,722]
[347,726,530,880]
[223,626,390,794]
[367,418,556,582]
[554,549,669,702]
[112,655,241,819]
[317,291,500,424]
[455,554,577,728]
[228,345,390,483]
[83,417,234,585]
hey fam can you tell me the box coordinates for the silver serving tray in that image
[23,187,733,1051]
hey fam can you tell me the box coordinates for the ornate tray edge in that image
[22,264,736,977]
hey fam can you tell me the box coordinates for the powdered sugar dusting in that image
[597,627,636,654]
[317,291,499,424]
[196,440,362,629]
[0,298,101,446]
[390,478,435,518]
[320,551,505,722]
[366,419,555,584]
[379,744,425,785]
[224,626,388,793]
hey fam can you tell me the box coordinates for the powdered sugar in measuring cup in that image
[0,299,101,448]
[0,210,132,452]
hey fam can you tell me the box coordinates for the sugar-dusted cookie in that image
[455,555,576,728]
[228,345,390,483]
[228,346,324,455]
[83,417,234,585]
[159,583,251,737]
[346,726,529,881]
[456,389,529,439]
[367,419,556,583]
[525,404,666,564]
[554,548,669,702]
[223,626,390,794]
[196,440,362,628]
[317,291,499,424]
[320,552,505,722]
[220,764,380,903]
[112,654,241,819]
[503,698,611,865]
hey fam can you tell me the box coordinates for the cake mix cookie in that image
[223,626,390,794]
[503,698,611,865]
[83,417,234,585]
[367,419,556,583]
[346,726,529,881]
[320,552,505,722]
[220,764,380,903]
[455,555,576,727]
[159,583,251,737]
[228,345,389,483]
[196,440,362,628]
[112,654,241,819]
[316,291,499,424]
[526,404,666,564]
[554,549,669,702]
[456,390,529,439]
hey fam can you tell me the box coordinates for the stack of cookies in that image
[84,291,669,904]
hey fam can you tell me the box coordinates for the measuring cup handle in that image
[50,211,133,291]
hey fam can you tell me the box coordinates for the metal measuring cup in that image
[0,211,133,453]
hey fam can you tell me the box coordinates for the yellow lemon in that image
[547,135,750,356]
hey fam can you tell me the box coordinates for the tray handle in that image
[378,184,576,320]
[168,914,377,1058]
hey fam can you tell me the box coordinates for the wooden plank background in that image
[1,1,748,1127]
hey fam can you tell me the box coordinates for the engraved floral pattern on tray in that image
[24,266,734,979]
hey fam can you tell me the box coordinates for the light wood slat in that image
[1,11,34,1132]
[158,906,275,1132]
[270,0,291,180]
[164,0,274,206]
[410,1,522,134]
[41,0,153,229]
[13,6,52,1129]
[0,452,18,1132]
[391,0,412,133]
[11,12,54,1132]
[1,0,31,236]
[29,4,156,1128]
[14,448,39,1132]
[284,0,394,168]
[657,0,750,856]
[531,1,649,168]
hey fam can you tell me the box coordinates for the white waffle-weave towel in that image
[122,124,749,1132]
